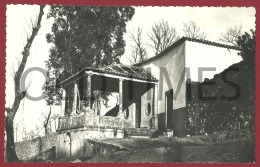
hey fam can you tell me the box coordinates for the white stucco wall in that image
[139,40,243,131]
[185,41,242,82]
[142,42,186,113]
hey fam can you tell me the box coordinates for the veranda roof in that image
[60,63,158,85]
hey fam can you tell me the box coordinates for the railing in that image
[57,113,124,131]
[57,115,85,130]
[99,116,124,127]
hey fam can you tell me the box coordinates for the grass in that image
[33,133,255,163]
[83,135,255,163]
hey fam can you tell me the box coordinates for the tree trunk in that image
[44,105,52,135]
[5,5,45,162]
[44,125,48,135]
[5,117,19,162]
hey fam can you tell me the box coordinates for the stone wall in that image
[56,126,124,158]
[15,133,57,161]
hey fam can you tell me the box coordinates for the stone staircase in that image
[125,128,157,138]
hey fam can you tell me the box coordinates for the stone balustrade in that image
[57,112,124,131]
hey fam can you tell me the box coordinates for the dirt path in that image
[52,137,254,163]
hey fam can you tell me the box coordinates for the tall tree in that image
[183,20,207,40]
[237,29,255,63]
[46,6,135,80]
[129,27,148,64]
[236,29,255,132]
[5,5,45,162]
[148,20,179,55]
[42,72,60,135]
[219,25,242,46]
[43,104,52,135]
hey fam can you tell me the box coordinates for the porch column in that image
[132,103,136,128]
[154,83,158,131]
[61,88,66,116]
[118,78,124,118]
[85,71,93,109]
[72,82,78,115]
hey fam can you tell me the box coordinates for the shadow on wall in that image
[158,107,186,137]
[104,105,119,116]
[158,113,166,131]
[149,117,155,129]
[171,107,186,137]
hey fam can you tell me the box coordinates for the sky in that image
[121,6,256,64]
[5,5,255,141]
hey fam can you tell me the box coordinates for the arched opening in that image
[64,132,71,157]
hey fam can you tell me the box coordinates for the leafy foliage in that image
[237,29,255,64]
[44,6,134,112]
[186,30,255,135]
[46,6,135,80]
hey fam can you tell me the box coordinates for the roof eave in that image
[135,37,241,67]
[59,67,158,87]
[135,37,187,66]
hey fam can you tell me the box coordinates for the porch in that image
[57,63,159,133]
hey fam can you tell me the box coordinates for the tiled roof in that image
[84,63,158,82]
[135,37,241,66]
[185,37,241,50]
[60,63,158,85]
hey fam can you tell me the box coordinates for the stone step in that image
[128,136,150,139]
[125,128,156,138]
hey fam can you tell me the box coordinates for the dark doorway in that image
[65,132,71,157]
[165,89,173,129]
[135,98,141,128]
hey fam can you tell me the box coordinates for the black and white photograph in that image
[5,5,255,163]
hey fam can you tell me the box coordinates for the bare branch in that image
[129,27,148,64]
[43,105,52,135]
[5,107,12,113]
[7,5,45,122]
[34,125,43,137]
[24,72,33,93]
[183,20,207,40]
[5,6,45,161]
[148,20,179,55]
[10,62,16,78]
[218,25,242,46]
